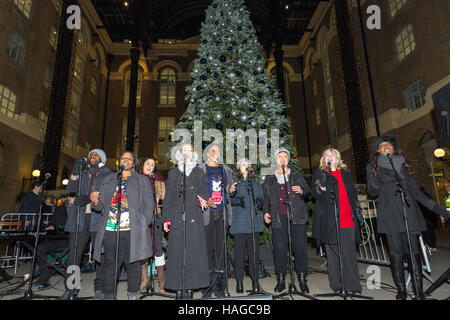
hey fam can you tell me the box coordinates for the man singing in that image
[61,149,111,300]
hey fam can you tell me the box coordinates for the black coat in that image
[19,191,41,214]
[367,163,446,234]
[66,166,112,232]
[92,172,155,263]
[311,169,363,245]
[162,166,210,290]
[263,166,311,228]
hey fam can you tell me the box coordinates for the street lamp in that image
[21,169,41,193]
[32,170,41,178]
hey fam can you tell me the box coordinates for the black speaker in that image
[433,83,450,149]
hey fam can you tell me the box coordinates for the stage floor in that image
[1,231,449,300]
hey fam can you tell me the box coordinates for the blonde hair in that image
[319,148,347,171]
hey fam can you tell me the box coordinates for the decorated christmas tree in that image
[173,0,299,175]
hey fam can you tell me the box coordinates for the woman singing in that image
[229,158,264,294]
[367,135,448,300]
[311,148,364,295]
[137,156,166,292]
[162,143,210,299]
[263,148,311,293]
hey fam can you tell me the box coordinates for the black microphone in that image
[385,150,391,158]
[117,163,126,173]
[327,161,331,170]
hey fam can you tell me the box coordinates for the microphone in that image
[183,153,187,161]
[281,164,285,169]
[327,161,331,170]
[385,150,391,158]
[117,163,126,173]
[44,173,51,179]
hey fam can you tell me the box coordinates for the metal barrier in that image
[0,212,53,273]
[319,200,434,286]
[358,200,434,285]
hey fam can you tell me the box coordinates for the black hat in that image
[372,135,397,152]
[68,192,77,198]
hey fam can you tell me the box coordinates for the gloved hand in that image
[433,203,450,220]
[256,198,264,211]
[72,157,87,175]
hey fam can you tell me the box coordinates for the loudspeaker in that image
[433,83,450,149]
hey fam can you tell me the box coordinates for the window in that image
[78,26,88,49]
[405,80,426,112]
[73,57,84,82]
[0,85,17,118]
[14,0,32,18]
[70,89,81,118]
[39,111,47,135]
[323,60,331,86]
[389,0,407,17]
[121,118,140,155]
[52,0,62,14]
[395,25,415,61]
[49,24,58,50]
[326,94,335,119]
[124,69,143,106]
[159,67,176,105]
[157,117,175,169]
[44,64,53,88]
[7,29,25,66]
[91,78,97,95]
[316,106,321,126]
[94,49,101,69]
[64,125,78,152]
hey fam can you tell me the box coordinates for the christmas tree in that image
[173,0,299,175]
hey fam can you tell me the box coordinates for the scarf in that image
[88,165,102,193]
[377,154,405,178]
[177,161,197,177]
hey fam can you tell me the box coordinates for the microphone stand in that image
[67,159,91,300]
[142,174,174,299]
[314,165,372,300]
[386,153,422,299]
[246,170,272,298]
[181,157,187,299]
[14,174,59,300]
[219,164,231,298]
[113,168,124,300]
[274,165,318,300]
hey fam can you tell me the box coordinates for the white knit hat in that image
[274,148,290,161]
[89,148,107,165]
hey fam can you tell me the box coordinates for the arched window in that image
[0,85,17,118]
[78,25,88,49]
[14,0,32,19]
[157,117,175,169]
[124,68,143,106]
[159,67,176,105]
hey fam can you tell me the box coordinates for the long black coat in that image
[367,163,445,234]
[162,166,210,290]
[92,172,154,263]
[263,165,311,228]
[311,169,362,245]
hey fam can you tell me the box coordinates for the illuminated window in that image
[326,94,335,119]
[70,89,81,118]
[316,106,321,126]
[0,85,17,118]
[159,67,176,105]
[395,25,415,61]
[14,0,32,18]
[157,117,175,169]
[7,29,25,66]
[78,26,88,49]
[73,57,84,82]
[91,78,97,95]
[64,124,78,152]
[405,80,426,112]
[49,24,58,50]
[389,0,407,17]
[121,117,140,155]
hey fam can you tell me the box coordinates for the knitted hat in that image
[89,148,107,165]
[274,148,291,162]
[236,158,250,169]
[372,135,397,153]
